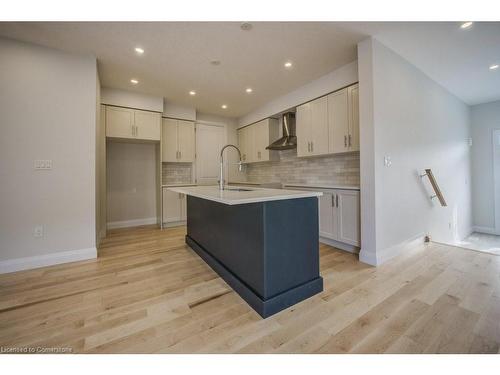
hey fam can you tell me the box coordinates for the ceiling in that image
[0,22,499,118]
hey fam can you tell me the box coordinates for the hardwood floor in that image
[1,225,500,354]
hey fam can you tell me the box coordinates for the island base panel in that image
[186,235,324,318]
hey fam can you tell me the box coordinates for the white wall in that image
[101,87,163,112]
[470,100,500,231]
[238,61,358,127]
[0,37,98,273]
[358,38,472,265]
[164,100,196,121]
[106,142,158,228]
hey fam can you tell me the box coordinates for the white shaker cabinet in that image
[237,118,278,163]
[296,96,329,157]
[162,189,186,224]
[106,106,161,141]
[161,118,195,162]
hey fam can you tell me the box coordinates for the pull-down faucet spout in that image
[219,144,243,191]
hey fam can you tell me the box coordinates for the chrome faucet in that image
[219,144,243,191]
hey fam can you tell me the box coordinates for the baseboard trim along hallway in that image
[0,247,97,274]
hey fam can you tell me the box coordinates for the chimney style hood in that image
[266,112,297,150]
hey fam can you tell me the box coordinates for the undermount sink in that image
[223,187,253,192]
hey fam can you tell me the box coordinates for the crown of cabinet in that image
[237,118,279,163]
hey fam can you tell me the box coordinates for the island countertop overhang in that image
[167,185,322,205]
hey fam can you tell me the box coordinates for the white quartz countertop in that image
[167,185,322,205]
[284,184,360,191]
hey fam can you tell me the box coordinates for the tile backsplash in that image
[162,162,193,185]
[244,149,360,186]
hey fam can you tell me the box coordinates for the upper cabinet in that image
[237,118,279,163]
[161,118,195,162]
[105,106,161,141]
[297,83,359,157]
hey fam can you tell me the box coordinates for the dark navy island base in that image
[185,195,323,318]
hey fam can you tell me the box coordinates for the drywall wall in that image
[0,37,98,272]
[358,37,472,265]
[101,87,163,112]
[238,61,358,127]
[106,142,158,228]
[470,100,500,232]
[164,100,196,121]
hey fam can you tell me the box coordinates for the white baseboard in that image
[359,233,425,266]
[319,237,360,254]
[472,226,500,235]
[0,247,97,274]
[107,217,158,229]
[162,220,186,228]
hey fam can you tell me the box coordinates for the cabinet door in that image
[237,128,247,163]
[310,96,329,156]
[254,120,269,162]
[337,190,360,246]
[134,110,160,141]
[161,118,178,162]
[246,124,256,163]
[162,190,182,223]
[319,192,336,239]
[348,84,360,152]
[177,120,195,162]
[296,102,311,157]
[106,106,134,139]
[328,88,349,154]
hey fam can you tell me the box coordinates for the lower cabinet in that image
[162,189,186,225]
[319,189,360,247]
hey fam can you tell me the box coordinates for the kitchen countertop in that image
[161,183,197,188]
[167,185,322,205]
[283,183,360,191]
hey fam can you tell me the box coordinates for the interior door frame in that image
[493,129,500,234]
[195,120,228,185]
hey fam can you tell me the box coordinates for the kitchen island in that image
[167,185,323,318]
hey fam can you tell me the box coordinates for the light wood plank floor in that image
[1,225,500,354]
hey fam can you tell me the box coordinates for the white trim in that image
[319,236,360,254]
[162,220,186,228]
[107,217,158,229]
[359,233,425,266]
[0,247,97,274]
[472,225,500,235]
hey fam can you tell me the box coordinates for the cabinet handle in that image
[307,142,311,152]
[344,135,347,147]
[135,126,138,137]
[348,134,352,147]
[258,151,261,159]
[336,194,339,207]
[331,195,334,207]
[179,151,182,159]
[311,142,314,152]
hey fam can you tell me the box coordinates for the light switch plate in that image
[34,225,43,238]
[384,156,392,167]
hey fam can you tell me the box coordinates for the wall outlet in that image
[384,156,392,167]
[34,225,44,238]
[34,160,52,170]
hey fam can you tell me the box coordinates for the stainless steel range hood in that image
[266,112,297,150]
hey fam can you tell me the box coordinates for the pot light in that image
[245,88,253,93]
[221,104,228,109]
[189,90,196,96]
[240,23,253,31]
[490,64,499,71]
[460,22,473,29]
[130,79,139,85]
[284,61,293,69]
[134,47,144,55]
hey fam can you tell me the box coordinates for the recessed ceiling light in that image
[221,104,228,109]
[245,88,253,93]
[240,23,253,31]
[284,61,293,69]
[460,22,473,29]
[490,64,499,70]
[134,47,144,55]
[189,90,196,96]
[130,79,138,85]
[210,60,221,66]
